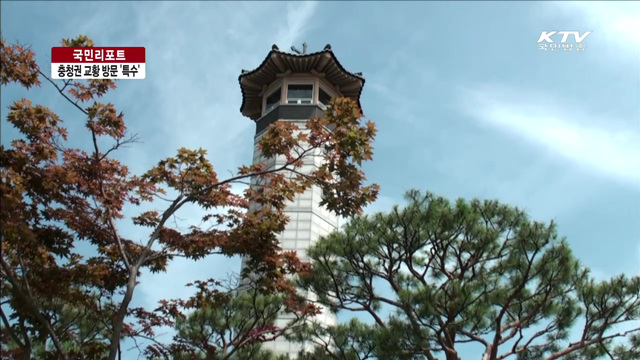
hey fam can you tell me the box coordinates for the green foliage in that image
[148,281,304,360]
[295,190,640,360]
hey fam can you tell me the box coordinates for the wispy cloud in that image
[458,83,640,189]
[540,2,640,59]
[275,1,319,49]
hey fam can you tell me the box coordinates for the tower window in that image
[265,88,281,113]
[319,88,332,108]
[287,84,313,104]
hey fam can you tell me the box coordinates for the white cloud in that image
[540,2,640,58]
[275,1,319,49]
[458,83,640,190]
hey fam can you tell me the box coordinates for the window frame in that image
[262,77,342,116]
[285,83,315,105]
[264,87,282,114]
[318,86,334,109]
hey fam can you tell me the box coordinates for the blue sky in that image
[1,1,639,357]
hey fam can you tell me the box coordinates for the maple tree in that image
[293,190,640,360]
[0,35,379,360]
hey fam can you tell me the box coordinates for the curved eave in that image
[239,48,365,121]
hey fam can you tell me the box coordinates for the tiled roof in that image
[238,44,365,121]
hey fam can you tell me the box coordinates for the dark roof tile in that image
[238,46,365,121]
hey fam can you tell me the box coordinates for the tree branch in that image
[544,327,640,360]
[0,307,29,356]
[0,258,69,360]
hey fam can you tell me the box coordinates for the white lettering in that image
[573,31,592,43]
[538,31,591,43]
[537,31,557,43]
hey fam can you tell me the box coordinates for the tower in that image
[238,43,365,357]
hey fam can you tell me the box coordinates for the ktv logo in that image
[537,31,592,52]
